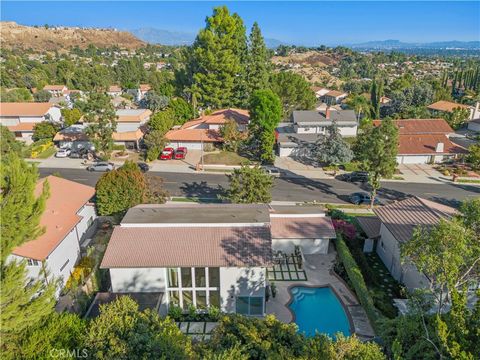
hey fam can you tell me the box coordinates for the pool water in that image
[288,286,351,337]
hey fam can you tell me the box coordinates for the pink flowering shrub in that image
[332,219,356,241]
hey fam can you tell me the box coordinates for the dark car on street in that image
[349,192,380,205]
[137,162,149,172]
[337,171,369,183]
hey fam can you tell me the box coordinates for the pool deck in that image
[265,250,376,341]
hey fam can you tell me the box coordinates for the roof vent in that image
[436,142,444,153]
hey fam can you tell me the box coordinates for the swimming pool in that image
[288,286,351,337]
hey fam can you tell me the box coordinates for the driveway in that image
[397,164,443,177]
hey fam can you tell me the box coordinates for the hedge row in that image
[335,235,382,332]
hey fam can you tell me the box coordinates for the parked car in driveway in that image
[137,162,149,172]
[337,171,369,183]
[87,162,114,172]
[349,192,380,205]
[174,147,188,160]
[159,147,175,160]
[55,148,71,158]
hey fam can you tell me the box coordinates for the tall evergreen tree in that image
[0,154,56,357]
[187,6,247,109]
[0,153,49,263]
[246,22,271,99]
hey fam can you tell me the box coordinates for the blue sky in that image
[1,1,479,45]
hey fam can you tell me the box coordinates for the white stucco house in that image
[107,85,123,97]
[8,176,97,297]
[165,108,249,150]
[0,102,62,143]
[321,90,348,105]
[276,108,358,157]
[43,85,69,97]
[373,119,466,164]
[360,196,457,291]
[112,108,152,149]
[100,204,335,316]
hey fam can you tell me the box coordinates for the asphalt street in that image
[39,168,479,207]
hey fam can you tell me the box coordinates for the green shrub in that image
[323,164,339,172]
[335,235,382,331]
[207,306,221,321]
[112,144,126,151]
[343,161,361,172]
[167,305,183,320]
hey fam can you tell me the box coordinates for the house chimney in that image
[435,142,444,153]
[325,106,331,120]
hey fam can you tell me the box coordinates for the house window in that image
[27,259,39,266]
[235,296,264,316]
[86,217,94,228]
[380,241,385,250]
[59,259,70,272]
[166,267,220,310]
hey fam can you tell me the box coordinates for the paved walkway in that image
[266,251,375,340]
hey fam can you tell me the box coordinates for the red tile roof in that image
[0,102,53,117]
[6,122,37,132]
[325,90,346,97]
[270,217,336,239]
[398,134,466,155]
[372,119,453,134]
[373,196,456,244]
[13,176,95,260]
[43,85,67,91]
[181,108,249,129]
[101,225,272,268]
[428,100,471,113]
[165,128,222,142]
[112,129,144,141]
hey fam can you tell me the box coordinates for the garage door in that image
[398,155,430,164]
[278,146,294,157]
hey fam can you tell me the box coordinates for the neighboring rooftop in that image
[121,204,271,226]
[53,125,89,142]
[269,205,326,216]
[356,216,381,239]
[115,109,152,123]
[13,176,95,260]
[165,128,222,143]
[181,108,249,129]
[428,100,471,113]
[373,196,457,244]
[43,85,67,91]
[270,217,336,239]
[0,102,54,117]
[101,225,273,268]
[112,129,144,141]
[373,118,454,135]
[292,110,357,125]
[397,134,466,155]
[324,90,347,97]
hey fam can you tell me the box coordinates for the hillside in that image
[0,22,145,51]
[272,50,343,87]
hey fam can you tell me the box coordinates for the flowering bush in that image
[332,219,356,241]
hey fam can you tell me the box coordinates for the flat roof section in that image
[121,204,271,225]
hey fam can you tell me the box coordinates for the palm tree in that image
[346,95,370,121]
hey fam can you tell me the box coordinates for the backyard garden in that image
[329,209,404,319]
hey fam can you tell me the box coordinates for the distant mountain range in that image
[130,27,286,48]
[348,39,480,50]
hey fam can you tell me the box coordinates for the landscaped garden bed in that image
[329,209,404,319]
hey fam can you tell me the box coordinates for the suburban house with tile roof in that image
[276,108,358,157]
[113,108,152,149]
[359,197,457,291]
[107,85,123,97]
[8,176,97,297]
[165,108,249,150]
[0,102,62,143]
[428,100,480,121]
[100,204,335,315]
[322,90,348,105]
[43,85,69,97]
[373,118,466,164]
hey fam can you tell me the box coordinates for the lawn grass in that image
[171,196,222,204]
[203,151,250,166]
[457,178,480,184]
[36,146,57,159]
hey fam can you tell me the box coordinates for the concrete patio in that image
[265,249,375,340]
